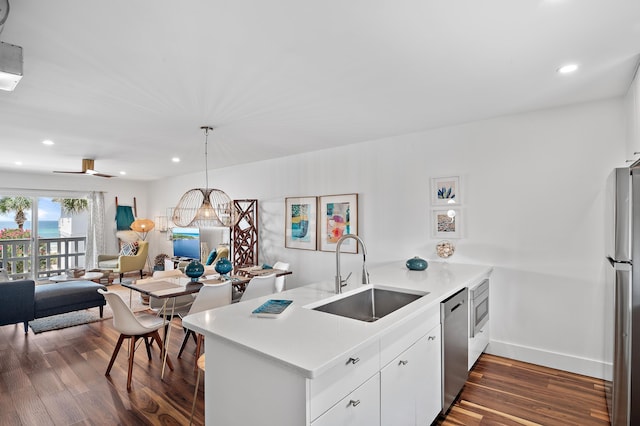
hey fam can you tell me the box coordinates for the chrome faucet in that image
[335,234,370,294]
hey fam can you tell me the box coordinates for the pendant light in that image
[172,126,237,228]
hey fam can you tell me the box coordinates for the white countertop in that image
[182,260,492,378]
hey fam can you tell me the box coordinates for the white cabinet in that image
[310,341,379,421]
[202,308,444,426]
[421,326,442,423]
[469,322,490,370]
[313,307,442,426]
[314,321,442,426]
[312,374,380,426]
[204,318,442,426]
[381,325,441,426]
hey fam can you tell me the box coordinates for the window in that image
[0,194,88,280]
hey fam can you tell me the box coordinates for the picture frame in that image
[432,208,461,238]
[285,196,317,250]
[319,193,358,253]
[431,176,460,206]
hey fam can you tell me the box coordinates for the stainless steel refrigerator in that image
[606,167,640,426]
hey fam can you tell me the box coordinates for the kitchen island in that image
[183,261,492,426]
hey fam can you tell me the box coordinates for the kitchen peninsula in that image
[183,261,492,426]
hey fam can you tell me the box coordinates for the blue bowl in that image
[406,256,428,271]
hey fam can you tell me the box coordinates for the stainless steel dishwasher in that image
[441,287,469,414]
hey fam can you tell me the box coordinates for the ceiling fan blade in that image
[85,168,115,178]
[52,158,116,178]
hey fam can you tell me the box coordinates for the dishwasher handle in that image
[441,287,468,321]
[449,300,464,313]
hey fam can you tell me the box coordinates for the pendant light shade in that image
[172,126,238,228]
[173,188,236,228]
[130,218,155,240]
[130,218,155,233]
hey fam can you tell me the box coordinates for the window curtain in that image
[85,191,105,269]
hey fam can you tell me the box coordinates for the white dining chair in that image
[98,288,174,390]
[272,261,290,292]
[240,274,277,302]
[179,282,232,368]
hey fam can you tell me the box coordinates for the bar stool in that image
[189,354,206,425]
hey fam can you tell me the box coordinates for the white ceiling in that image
[0,0,639,181]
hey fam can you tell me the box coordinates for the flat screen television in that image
[172,227,201,260]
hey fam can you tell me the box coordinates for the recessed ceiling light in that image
[42,139,54,145]
[120,171,126,175]
[14,161,22,166]
[557,64,578,74]
[172,157,180,163]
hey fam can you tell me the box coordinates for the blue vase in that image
[215,258,233,275]
[185,260,205,282]
[406,256,428,271]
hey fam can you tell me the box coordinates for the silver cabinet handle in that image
[349,400,361,407]
[399,360,408,366]
[347,357,360,365]
[428,335,436,341]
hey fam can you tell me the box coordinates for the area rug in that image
[28,285,150,334]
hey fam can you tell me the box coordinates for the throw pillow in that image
[120,241,139,256]
[205,249,217,265]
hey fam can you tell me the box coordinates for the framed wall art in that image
[319,193,358,253]
[432,208,461,238]
[431,176,460,206]
[285,196,317,250]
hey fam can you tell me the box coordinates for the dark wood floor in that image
[0,313,205,426]
[437,353,610,426]
[0,315,610,426]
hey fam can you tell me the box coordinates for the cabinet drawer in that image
[310,341,379,421]
[312,373,380,426]
[469,322,490,370]
[380,304,439,367]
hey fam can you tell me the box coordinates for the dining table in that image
[220,266,292,291]
[121,266,293,378]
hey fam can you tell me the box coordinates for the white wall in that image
[149,98,624,379]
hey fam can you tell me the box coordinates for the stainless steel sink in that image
[312,288,426,322]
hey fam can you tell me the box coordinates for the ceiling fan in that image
[53,158,115,178]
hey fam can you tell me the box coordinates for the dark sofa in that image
[0,279,107,333]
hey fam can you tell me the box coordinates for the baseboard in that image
[486,339,612,380]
